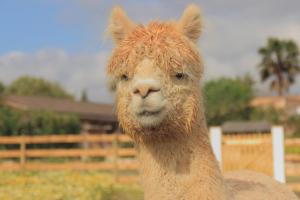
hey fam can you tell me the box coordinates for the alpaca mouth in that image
[134,107,167,127]
[138,110,162,116]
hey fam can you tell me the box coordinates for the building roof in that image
[222,121,271,134]
[251,95,300,108]
[250,95,300,115]
[250,96,286,109]
[3,95,117,123]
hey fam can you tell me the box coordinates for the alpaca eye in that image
[175,73,186,80]
[121,74,129,81]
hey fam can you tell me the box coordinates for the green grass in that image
[286,146,300,154]
[287,176,300,198]
[0,171,299,199]
[287,176,300,183]
[0,171,143,200]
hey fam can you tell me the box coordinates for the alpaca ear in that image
[109,6,135,45]
[178,4,203,43]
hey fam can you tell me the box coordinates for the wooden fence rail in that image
[0,134,300,186]
[0,133,137,183]
[0,134,132,144]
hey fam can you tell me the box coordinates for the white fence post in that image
[209,127,222,166]
[271,126,286,183]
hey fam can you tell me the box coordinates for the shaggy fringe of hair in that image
[108,20,205,143]
[107,22,203,90]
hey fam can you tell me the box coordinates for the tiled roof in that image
[250,95,300,115]
[3,95,117,122]
[250,96,286,109]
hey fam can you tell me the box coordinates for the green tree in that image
[258,38,300,95]
[7,76,73,99]
[0,82,5,104]
[0,107,81,149]
[203,77,253,126]
[0,107,80,136]
[17,110,80,135]
[286,116,300,138]
[237,73,255,88]
[250,106,281,124]
[0,81,5,94]
[0,107,21,136]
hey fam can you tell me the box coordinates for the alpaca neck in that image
[136,113,228,200]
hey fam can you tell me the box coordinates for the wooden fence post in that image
[80,122,93,162]
[112,134,119,182]
[20,136,26,169]
[209,127,222,166]
[272,126,286,183]
[81,133,89,162]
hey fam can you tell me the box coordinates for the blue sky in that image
[0,0,300,103]
[0,1,90,53]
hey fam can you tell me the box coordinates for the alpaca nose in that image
[133,84,160,98]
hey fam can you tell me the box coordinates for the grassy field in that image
[287,176,300,197]
[286,146,300,154]
[0,171,143,200]
[0,171,298,199]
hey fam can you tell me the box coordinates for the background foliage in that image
[203,77,253,125]
[6,76,74,99]
[258,38,300,96]
[249,106,282,124]
[0,107,80,136]
[0,81,5,94]
[0,171,143,200]
[0,76,80,137]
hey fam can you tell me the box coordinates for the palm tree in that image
[258,38,300,95]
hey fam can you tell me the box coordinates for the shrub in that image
[0,107,80,136]
[6,76,73,99]
[286,115,300,137]
[204,77,253,125]
[249,106,282,124]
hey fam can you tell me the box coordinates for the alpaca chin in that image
[134,109,167,128]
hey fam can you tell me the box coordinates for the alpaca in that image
[106,4,298,200]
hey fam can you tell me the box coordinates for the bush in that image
[0,107,80,136]
[17,110,80,135]
[204,77,253,125]
[249,106,282,124]
[0,81,5,94]
[6,76,73,99]
[0,106,21,135]
[286,116,300,137]
[0,107,81,149]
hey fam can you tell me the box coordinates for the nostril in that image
[133,88,140,94]
[144,88,160,98]
[133,85,161,98]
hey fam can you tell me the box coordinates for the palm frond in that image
[258,37,300,95]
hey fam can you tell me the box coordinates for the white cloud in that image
[0,49,113,103]
[2,0,300,103]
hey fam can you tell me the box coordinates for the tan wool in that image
[106,4,298,200]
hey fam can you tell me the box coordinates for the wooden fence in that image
[0,133,300,187]
[0,134,139,183]
[222,133,274,176]
[221,134,300,177]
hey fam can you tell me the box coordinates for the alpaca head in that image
[107,5,204,141]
